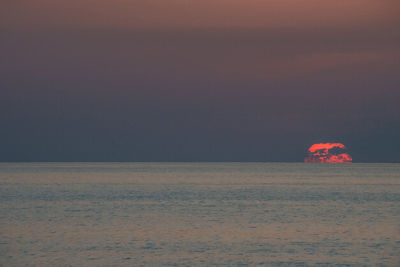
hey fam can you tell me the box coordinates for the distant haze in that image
[1,1,399,162]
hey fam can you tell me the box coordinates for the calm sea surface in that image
[0,163,399,266]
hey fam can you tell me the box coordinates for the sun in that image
[304,143,352,163]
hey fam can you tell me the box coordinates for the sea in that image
[0,163,399,266]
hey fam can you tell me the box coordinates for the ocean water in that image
[0,163,399,266]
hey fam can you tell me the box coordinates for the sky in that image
[1,0,399,162]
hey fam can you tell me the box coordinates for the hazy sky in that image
[1,1,399,162]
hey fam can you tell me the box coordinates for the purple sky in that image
[1,1,399,162]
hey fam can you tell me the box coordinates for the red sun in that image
[304,143,352,163]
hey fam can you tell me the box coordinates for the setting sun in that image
[305,143,352,163]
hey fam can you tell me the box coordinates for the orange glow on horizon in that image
[305,143,352,163]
